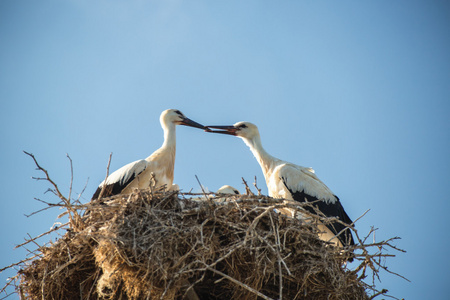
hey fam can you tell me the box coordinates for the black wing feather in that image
[91,166,146,200]
[282,177,355,246]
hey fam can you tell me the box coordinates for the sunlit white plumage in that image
[189,185,240,206]
[207,122,355,248]
[92,109,205,200]
[216,185,240,195]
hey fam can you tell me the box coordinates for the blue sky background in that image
[1,1,449,299]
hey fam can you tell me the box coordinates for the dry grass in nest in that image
[1,153,406,300]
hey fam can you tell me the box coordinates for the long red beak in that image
[205,125,238,135]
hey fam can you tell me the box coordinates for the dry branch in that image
[23,151,84,231]
[97,153,113,200]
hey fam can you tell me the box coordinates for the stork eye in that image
[238,124,247,129]
[175,110,183,116]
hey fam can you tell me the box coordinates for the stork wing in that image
[92,159,148,200]
[279,165,335,202]
[279,164,355,246]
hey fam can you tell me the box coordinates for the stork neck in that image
[243,135,278,178]
[161,122,177,150]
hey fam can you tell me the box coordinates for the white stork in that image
[216,185,240,195]
[92,109,206,200]
[207,122,355,248]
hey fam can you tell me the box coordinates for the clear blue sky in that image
[1,1,449,299]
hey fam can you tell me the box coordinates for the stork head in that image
[160,109,206,129]
[206,121,260,140]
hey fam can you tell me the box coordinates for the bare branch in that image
[205,266,275,300]
[97,152,113,200]
[369,288,389,299]
[24,151,68,204]
[67,153,73,204]
[15,222,70,249]
[75,177,90,205]
[194,175,209,200]
[241,177,254,195]
[24,198,62,217]
[23,151,84,231]
[0,254,40,273]
[253,176,262,195]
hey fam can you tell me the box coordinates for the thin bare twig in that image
[241,177,254,195]
[253,176,262,195]
[0,255,40,273]
[24,198,63,217]
[205,266,275,300]
[97,153,113,200]
[194,175,208,200]
[74,177,89,205]
[24,151,84,231]
[23,151,68,204]
[369,288,388,299]
[14,222,70,250]
[67,153,73,205]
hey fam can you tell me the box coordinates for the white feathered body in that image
[262,160,347,247]
[236,122,354,247]
[91,109,204,200]
[100,145,175,193]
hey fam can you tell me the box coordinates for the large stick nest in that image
[12,188,387,300]
[0,153,407,300]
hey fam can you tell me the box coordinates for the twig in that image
[369,288,388,299]
[269,213,283,299]
[194,175,208,200]
[23,151,67,204]
[97,153,113,200]
[67,154,73,205]
[75,177,89,205]
[244,205,277,243]
[205,266,275,300]
[15,222,70,249]
[0,255,40,273]
[0,275,20,299]
[26,233,42,250]
[24,198,63,217]
[24,151,85,230]
[195,175,216,211]
[241,177,254,195]
[253,176,262,195]
[352,209,371,226]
